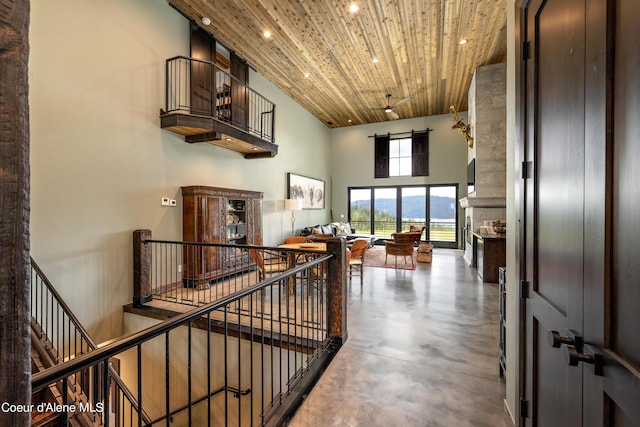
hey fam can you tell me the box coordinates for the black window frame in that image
[374,130,430,178]
[347,183,459,248]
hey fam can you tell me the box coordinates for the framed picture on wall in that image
[287,173,325,209]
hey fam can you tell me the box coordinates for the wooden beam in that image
[0,1,31,425]
[185,132,222,143]
[161,112,278,157]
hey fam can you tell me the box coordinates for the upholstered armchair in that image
[384,232,418,268]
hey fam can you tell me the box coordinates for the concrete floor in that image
[288,249,506,427]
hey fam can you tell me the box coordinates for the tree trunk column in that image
[0,1,31,425]
[326,238,348,343]
[133,229,152,306]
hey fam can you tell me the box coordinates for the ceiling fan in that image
[377,93,410,120]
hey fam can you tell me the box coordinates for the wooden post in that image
[133,229,152,306]
[0,1,31,425]
[326,237,348,343]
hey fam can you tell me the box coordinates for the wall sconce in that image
[284,199,303,236]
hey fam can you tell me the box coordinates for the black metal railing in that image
[142,239,333,310]
[31,258,98,366]
[30,258,151,426]
[349,220,456,242]
[144,239,260,307]
[33,236,347,426]
[428,221,456,242]
[165,56,276,143]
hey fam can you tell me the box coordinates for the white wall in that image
[329,114,470,232]
[29,0,331,343]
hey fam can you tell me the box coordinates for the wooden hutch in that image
[181,186,263,288]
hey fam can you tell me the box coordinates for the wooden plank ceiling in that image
[169,0,507,128]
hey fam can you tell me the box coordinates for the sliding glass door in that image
[349,188,371,234]
[348,184,458,247]
[428,185,457,245]
[373,188,397,238]
[401,187,427,232]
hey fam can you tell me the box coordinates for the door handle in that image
[547,329,581,348]
[562,344,603,376]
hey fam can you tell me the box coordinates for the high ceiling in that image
[169,0,507,128]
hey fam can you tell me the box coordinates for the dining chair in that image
[248,247,289,281]
[348,239,369,285]
[283,236,307,244]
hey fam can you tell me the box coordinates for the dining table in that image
[277,242,327,293]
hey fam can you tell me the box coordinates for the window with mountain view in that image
[349,188,371,233]
[373,187,397,236]
[348,184,458,247]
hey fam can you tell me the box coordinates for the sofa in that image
[301,222,378,245]
[301,222,352,237]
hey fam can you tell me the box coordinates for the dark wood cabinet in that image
[473,232,505,283]
[181,186,263,287]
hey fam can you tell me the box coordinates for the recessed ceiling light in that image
[263,30,272,39]
[304,72,310,79]
[372,58,380,63]
[348,3,359,13]
[201,17,211,26]
[458,38,468,45]
[348,119,353,123]
[225,137,232,141]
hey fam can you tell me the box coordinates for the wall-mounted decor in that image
[449,105,473,148]
[287,173,325,209]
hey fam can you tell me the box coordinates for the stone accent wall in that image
[469,63,507,198]
[461,63,507,265]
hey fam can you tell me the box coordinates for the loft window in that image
[389,138,412,176]
[374,130,430,178]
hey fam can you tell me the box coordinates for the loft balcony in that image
[160,56,278,158]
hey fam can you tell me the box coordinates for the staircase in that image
[30,316,99,427]
[29,258,150,427]
[31,239,346,426]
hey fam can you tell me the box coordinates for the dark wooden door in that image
[583,0,640,424]
[190,26,215,115]
[521,0,640,425]
[522,0,586,424]
[230,52,249,128]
